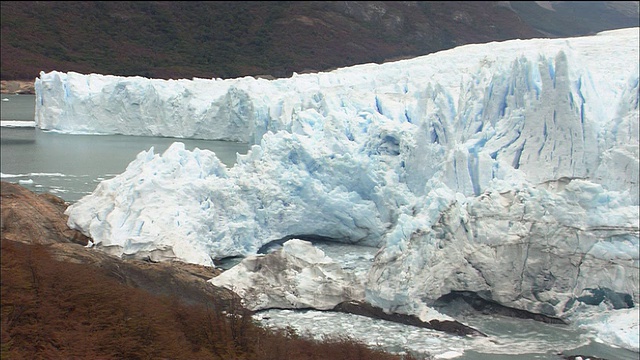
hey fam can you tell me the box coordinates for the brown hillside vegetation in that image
[0,181,423,360]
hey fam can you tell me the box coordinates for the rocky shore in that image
[1,80,35,94]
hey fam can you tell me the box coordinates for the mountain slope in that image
[3,1,636,81]
[0,1,560,80]
[508,1,639,37]
[4,1,638,82]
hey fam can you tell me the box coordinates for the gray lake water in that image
[1,94,637,360]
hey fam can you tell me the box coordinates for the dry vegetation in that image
[1,238,424,360]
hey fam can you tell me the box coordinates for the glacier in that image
[38,28,640,352]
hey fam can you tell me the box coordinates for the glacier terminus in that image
[35,28,639,356]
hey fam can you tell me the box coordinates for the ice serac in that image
[210,239,364,311]
[58,28,639,347]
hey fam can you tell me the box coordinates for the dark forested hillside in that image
[1,1,638,81]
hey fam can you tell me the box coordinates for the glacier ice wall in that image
[55,28,639,319]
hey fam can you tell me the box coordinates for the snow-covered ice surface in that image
[36,27,640,356]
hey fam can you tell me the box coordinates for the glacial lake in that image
[1,94,637,360]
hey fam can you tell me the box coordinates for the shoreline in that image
[1,80,35,94]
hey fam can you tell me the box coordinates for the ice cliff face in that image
[367,180,639,318]
[48,28,639,322]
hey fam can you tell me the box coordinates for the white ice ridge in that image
[60,28,639,344]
